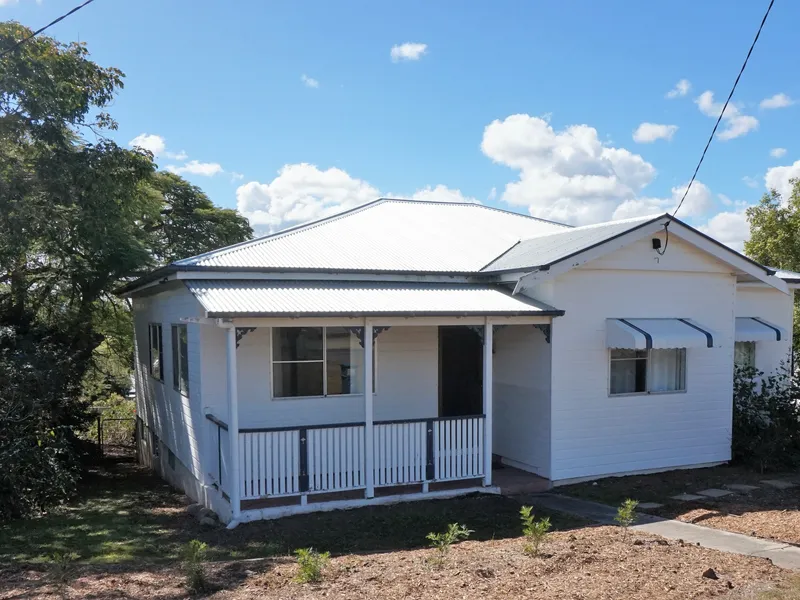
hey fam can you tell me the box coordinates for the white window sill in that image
[608,389,687,398]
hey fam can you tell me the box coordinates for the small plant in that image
[294,547,330,583]
[426,522,473,566]
[181,539,209,593]
[520,505,551,556]
[615,498,639,539]
[48,551,78,588]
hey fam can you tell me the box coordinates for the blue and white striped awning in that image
[735,317,786,342]
[606,318,715,350]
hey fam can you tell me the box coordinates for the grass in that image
[0,452,586,566]
[755,578,800,599]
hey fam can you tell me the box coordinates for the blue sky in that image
[4,0,800,249]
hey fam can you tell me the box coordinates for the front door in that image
[438,326,483,417]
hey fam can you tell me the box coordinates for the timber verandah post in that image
[482,318,493,487]
[364,320,375,498]
[224,325,242,524]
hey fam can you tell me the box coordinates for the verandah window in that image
[272,327,372,398]
[609,348,686,395]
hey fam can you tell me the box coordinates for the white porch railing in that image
[205,414,231,496]
[207,414,486,503]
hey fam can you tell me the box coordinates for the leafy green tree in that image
[745,179,800,355]
[0,23,252,519]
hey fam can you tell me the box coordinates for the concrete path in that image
[530,493,800,571]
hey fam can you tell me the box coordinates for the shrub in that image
[294,547,330,583]
[733,363,800,471]
[48,551,78,588]
[181,540,208,593]
[426,522,473,566]
[615,498,638,538]
[520,505,551,556]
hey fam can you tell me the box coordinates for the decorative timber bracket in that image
[532,324,551,344]
[344,326,392,348]
[466,324,506,343]
[235,327,257,348]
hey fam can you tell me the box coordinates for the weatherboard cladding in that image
[174,199,571,273]
[481,215,661,273]
[185,280,560,316]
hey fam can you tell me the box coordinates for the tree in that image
[745,178,800,356]
[0,23,252,519]
[145,172,253,266]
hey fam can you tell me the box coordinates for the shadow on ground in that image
[1,451,587,571]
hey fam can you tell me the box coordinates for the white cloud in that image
[301,74,319,89]
[166,160,223,177]
[611,181,713,221]
[129,133,166,156]
[481,114,658,224]
[760,93,794,110]
[695,91,759,140]
[411,185,479,204]
[765,160,800,201]
[166,150,188,160]
[390,42,427,62]
[699,209,750,252]
[742,175,759,189]
[488,187,497,202]
[236,163,381,230]
[632,123,678,143]
[770,147,787,158]
[666,79,691,99]
[718,193,733,206]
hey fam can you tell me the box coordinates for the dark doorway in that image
[438,326,483,417]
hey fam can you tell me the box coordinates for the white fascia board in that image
[511,219,668,294]
[505,218,785,296]
[175,270,472,284]
[671,225,787,294]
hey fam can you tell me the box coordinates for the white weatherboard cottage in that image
[120,199,799,526]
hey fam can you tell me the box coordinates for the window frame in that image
[608,347,687,397]
[270,326,377,400]
[171,323,189,396]
[148,323,163,381]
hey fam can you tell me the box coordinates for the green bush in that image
[0,325,90,521]
[733,364,800,471]
[520,505,551,556]
[615,499,638,539]
[181,540,209,593]
[294,547,330,583]
[426,523,473,566]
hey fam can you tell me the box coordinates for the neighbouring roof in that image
[185,280,564,318]
[174,198,571,273]
[480,214,661,273]
[771,268,800,284]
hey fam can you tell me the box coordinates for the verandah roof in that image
[185,280,564,318]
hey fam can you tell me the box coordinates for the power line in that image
[0,0,96,59]
[657,0,776,256]
[671,0,775,221]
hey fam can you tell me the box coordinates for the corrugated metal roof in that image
[175,199,571,273]
[185,280,562,317]
[771,268,800,282]
[481,214,662,273]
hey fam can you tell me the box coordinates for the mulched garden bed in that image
[1,526,790,599]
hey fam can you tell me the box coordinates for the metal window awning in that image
[606,318,715,350]
[735,317,785,342]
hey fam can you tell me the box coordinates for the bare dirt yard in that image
[561,464,800,547]
[1,454,797,600]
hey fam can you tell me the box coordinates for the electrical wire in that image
[0,0,96,59]
[657,0,776,255]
